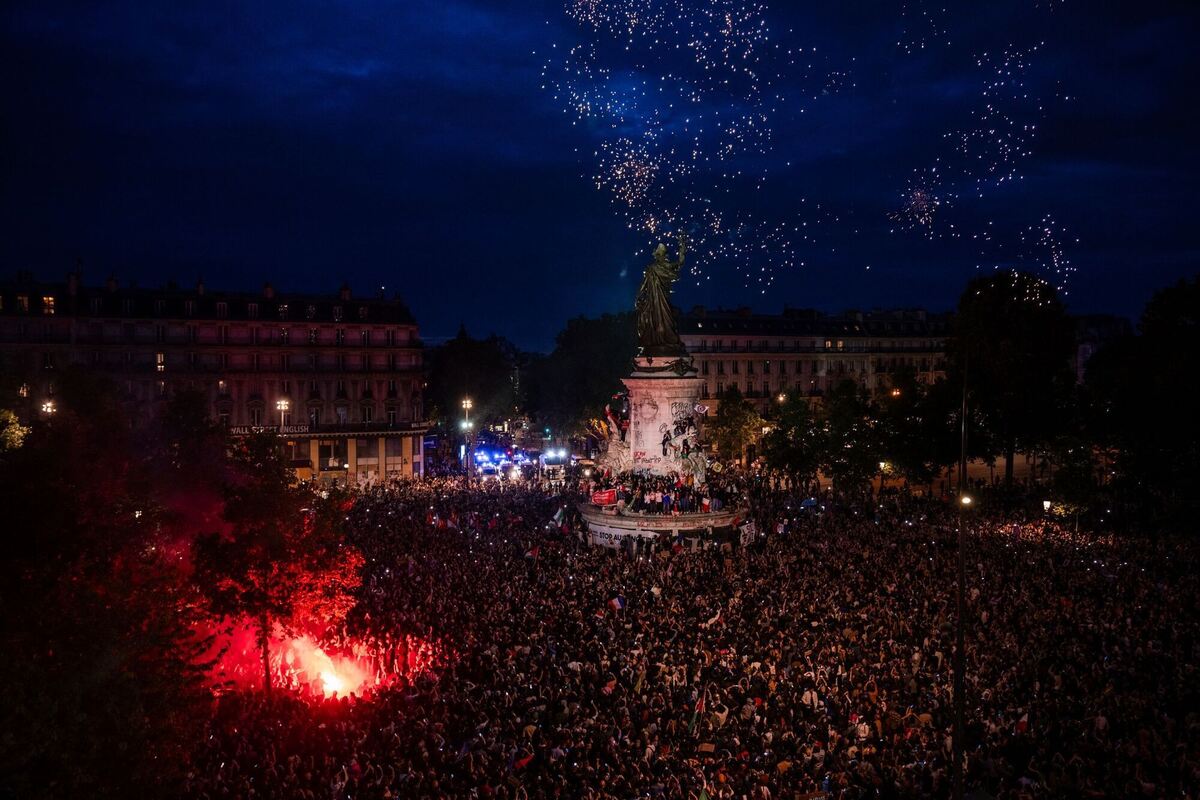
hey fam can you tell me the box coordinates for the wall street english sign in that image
[229,425,311,436]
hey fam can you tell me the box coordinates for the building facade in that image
[679,306,951,412]
[0,271,428,482]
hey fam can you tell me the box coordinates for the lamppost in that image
[461,398,474,481]
[41,399,56,415]
[276,398,290,426]
[953,355,970,800]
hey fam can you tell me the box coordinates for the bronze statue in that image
[635,234,688,358]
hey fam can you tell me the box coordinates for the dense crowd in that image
[185,476,1200,799]
[586,471,746,515]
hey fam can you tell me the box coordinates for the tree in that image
[1084,275,1200,529]
[949,271,1075,487]
[425,326,518,426]
[0,369,214,798]
[706,385,764,464]
[193,434,364,693]
[760,389,823,485]
[0,408,29,451]
[524,312,637,435]
[819,379,882,498]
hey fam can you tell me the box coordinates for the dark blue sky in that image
[3,1,1197,350]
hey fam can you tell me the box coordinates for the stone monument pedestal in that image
[622,355,704,477]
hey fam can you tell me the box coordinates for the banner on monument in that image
[739,520,757,548]
[591,489,618,506]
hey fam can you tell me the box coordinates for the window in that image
[763,360,771,374]
[387,408,397,425]
[333,306,343,322]
[247,302,259,319]
[280,327,290,345]
[218,325,229,345]
[305,304,317,320]
[701,361,709,375]
[309,407,322,425]
[216,302,228,318]
[361,405,374,423]
[716,381,725,396]
[218,412,230,427]
[360,330,370,346]
[747,361,755,375]
[731,361,739,375]
[41,296,55,315]
[154,299,165,316]
[837,340,844,351]
[358,306,368,320]
[335,329,345,346]
[158,380,167,398]
[90,298,102,314]
[185,300,195,317]
[252,353,261,371]
[156,352,165,373]
[156,325,166,343]
[387,353,397,370]
[278,303,289,319]
[336,380,346,398]
[308,328,319,345]
[717,361,725,375]
[42,353,55,370]
[824,339,832,350]
[17,295,29,313]
[219,353,230,369]
[18,383,29,398]
[250,407,263,426]
[699,339,707,351]
[386,329,395,346]
[188,352,197,367]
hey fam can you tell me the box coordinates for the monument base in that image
[622,359,705,479]
[579,503,747,550]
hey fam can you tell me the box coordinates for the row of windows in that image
[690,338,941,352]
[2,295,397,322]
[33,350,416,372]
[216,378,413,399]
[1,295,55,314]
[698,357,938,376]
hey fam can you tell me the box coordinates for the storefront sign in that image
[229,424,311,436]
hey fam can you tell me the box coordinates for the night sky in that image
[3,1,1197,350]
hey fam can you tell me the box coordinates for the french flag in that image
[609,596,626,612]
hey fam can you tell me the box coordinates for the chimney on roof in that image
[196,277,206,296]
[263,282,275,299]
[106,274,118,293]
[339,283,351,301]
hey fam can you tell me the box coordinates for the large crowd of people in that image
[184,474,1199,799]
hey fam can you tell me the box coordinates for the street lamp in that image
[41,400,56,415]
[776,393,787,403]
[461,398,474,480]
[276,398,290,425]
[890,387,902,398]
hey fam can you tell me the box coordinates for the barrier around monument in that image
[578,503,748,549]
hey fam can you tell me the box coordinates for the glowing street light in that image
[890,388,902,398]
[960,494,973,507]
[776,393,787,403]
[41,400,56,414]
